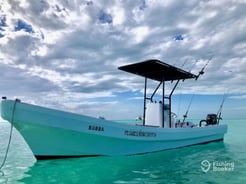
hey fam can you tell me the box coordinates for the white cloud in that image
[130,26,150,44]
[111,6,125,26]
[0,0,246,119]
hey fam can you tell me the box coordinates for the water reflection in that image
[18,141,237,184]
[1,120,245,183]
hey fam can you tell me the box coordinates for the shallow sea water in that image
[0,119,245,184]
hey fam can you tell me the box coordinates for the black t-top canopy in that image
[118,59,197,82]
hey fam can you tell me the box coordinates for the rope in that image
[0,99,18,171]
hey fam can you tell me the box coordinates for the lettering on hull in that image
[88,125,104,131]
[124,130,156,137]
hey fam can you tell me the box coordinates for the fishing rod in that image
[183,94,195,122]
[181,58,188,68]
[189,59,199,73]
[195,56,213,80]
[180,56,212,122]
[217,93,227,124]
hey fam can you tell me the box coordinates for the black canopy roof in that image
[118,59,197,82]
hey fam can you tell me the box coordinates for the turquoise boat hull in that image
[1,99,227,159]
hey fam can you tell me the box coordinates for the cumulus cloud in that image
[0,0,246,119]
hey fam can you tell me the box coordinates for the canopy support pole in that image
[162,79,165,128]
[143,77,147,126]
[168,80,180,127]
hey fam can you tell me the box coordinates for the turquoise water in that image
[0,119,245,184]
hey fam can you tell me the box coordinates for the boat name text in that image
[88,125,104,132]
[124,130,156,137]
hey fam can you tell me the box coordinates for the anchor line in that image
[0,99,18,171]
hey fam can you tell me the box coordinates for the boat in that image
[1,59,227,160]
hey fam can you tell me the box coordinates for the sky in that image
[0,0,246,120]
